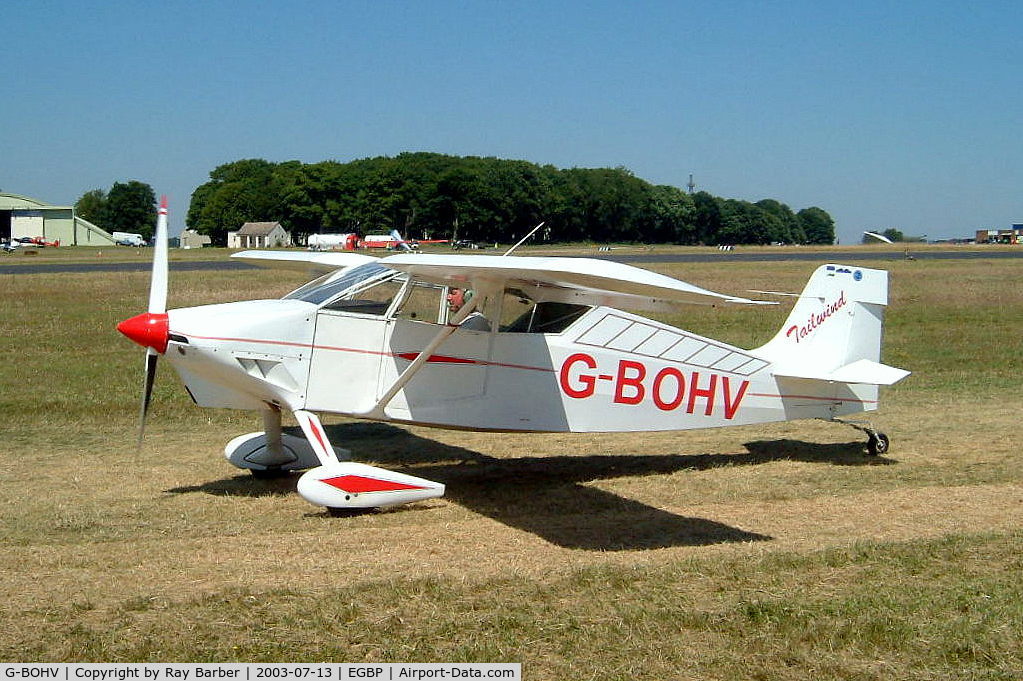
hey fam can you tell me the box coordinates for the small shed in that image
[227,222,292,249]
[180,229,212,249]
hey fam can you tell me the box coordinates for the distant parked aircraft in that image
[863,231,894,244]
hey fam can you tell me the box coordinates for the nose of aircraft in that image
[117,312,170,354]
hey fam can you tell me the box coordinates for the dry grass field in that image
[1,250,1021,679]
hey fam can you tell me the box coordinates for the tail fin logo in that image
[786,291,847,344]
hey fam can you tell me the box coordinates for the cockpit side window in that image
[321,273,404,315]
[503,301,590,333]
[499,289,534,329]
[498,287,590,333]
[393,280,447,324]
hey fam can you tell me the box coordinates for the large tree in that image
[74,189,107,227]
[691,191,722,245]
[100,181,157,240]
[755,199,805,244]
[187,159,283,245]
[716,200,779,245]
[650,185,696,243]
[796,207,836,245]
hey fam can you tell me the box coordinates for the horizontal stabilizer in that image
[232,250,379,273]
[774,359,910,386]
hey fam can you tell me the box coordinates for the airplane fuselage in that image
[163,300,877,434]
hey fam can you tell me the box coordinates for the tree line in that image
[73,154,836,246]
[184,153,835,246]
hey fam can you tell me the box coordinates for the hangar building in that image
[0,192,116,246]
[975,227,1023,244]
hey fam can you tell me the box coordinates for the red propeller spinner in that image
[117,312,170,354]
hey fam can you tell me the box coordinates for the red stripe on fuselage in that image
[396,352,478,364]
[176,333,555,372]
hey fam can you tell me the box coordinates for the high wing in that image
[232,250,379,274]
[380,253,773,310]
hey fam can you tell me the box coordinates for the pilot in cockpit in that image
[446,287,491,331]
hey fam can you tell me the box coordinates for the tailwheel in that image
[866,431,890,456]
[831,417,891,457]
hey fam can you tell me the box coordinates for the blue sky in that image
[2,0,1020,243]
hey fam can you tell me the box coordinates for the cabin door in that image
[305,312,390,414]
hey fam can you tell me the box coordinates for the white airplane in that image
[119,199,909,515]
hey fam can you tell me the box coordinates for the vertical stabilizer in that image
[755,264,891,376]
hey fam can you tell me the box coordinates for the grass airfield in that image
[1,248,1021,678]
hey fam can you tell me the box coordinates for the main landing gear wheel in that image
[327,507,374,518]
[866,431,890,456]
[250,467,290,479]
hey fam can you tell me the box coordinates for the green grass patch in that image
[5,532,1020,680]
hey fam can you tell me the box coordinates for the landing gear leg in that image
[263,404,284,458]
[832,417,891,456]
[250,404,290,478]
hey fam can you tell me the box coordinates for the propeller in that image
[137,348,160,447]
[117,195,171,447]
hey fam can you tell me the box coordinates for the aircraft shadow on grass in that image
[167,422,894,551]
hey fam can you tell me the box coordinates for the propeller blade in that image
[135,196,169,449]
[136,348,159,449]
[148,195,169,314]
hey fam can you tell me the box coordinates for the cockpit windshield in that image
[283,261,393,305]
